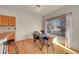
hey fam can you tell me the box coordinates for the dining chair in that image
[40,36,55,53]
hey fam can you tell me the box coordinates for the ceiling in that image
[0,5,64,17]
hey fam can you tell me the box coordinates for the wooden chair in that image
[32,31,54,53]
[3,39,19,54]
[32,31,41,46]
[40,36,54,53]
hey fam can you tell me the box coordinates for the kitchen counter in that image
[0,32,14,39]
[0,32,15,54]
[0,32,15,44]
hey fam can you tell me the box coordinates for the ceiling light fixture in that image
[35,5,40,13]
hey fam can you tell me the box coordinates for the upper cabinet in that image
[8,16,16,27]
[0,16,8,26]
[0,15,16,27]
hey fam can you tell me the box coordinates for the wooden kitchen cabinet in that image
[0,16,8,26]
[0,17,1,25]
[8,17,16,27]
[0,15,16,27]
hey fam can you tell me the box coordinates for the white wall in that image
[0,8,42,41]
[69,6,79,50]
[43,6,79,50]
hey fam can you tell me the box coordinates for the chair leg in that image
[47,45,49,53]
[13,42,19,54]
[33,39,35,44]
[3,43,8,54]
[8,42,19,54]
[3,44,6,54]
[33,39,37,47]
[51,44,54,53]
[8,44,12,54]
[40,41,44,51]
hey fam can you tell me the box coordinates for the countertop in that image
[0,32,14,39]
[0,32,15,44]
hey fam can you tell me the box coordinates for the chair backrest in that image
[48,36,54,45]
[33,31,40,40]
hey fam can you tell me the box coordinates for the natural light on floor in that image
[53,37,77,54]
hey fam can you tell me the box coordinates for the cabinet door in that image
[0,16,16,27]
[0,16,8,26]
[0,16,5,26]
[8,17,11,26]
[4,16,8,26]
[12,17,16,27]
[8,17,16,27]
[6,16,9,26]
[0,16,1,25]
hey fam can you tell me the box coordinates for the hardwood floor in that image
[9,38,79,54]
[8,38,79,54]
[8,38,67,54]
[16,39,45,54]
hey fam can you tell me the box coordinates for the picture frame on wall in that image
[45,15,66,37]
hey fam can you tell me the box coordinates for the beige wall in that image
[70,6,79,50]
[43,6,79,50]
[0,8,42,41]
